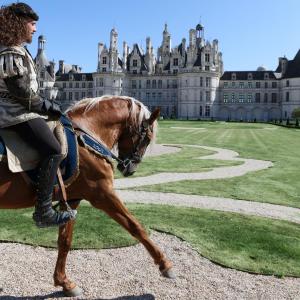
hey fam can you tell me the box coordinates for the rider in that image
[0,3,76,227]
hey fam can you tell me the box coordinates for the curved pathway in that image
[115,144,273,189]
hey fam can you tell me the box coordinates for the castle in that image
[34,24,300,121]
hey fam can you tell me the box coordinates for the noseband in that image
[117,120,153,175]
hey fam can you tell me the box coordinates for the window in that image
[231,81,236,88]
[146,80,151,88]
[255,93,260,103]
[132,70,137,74]
[200,91,203,102]
[271,93,277,103]
[199,106,203,116]
[75,92,79,100]
[272,82,277,88]
[286,80,290,87]
[152,92,156,100]
[172,79,177,88]
[173,58,178,66]
[75,82,79,88]
[167,80,170,88]
[82,91,86,98]
[200,77,203,87]
[224,82,228,88]
[231,73,236,80]
[102,57,107,64]
[82,75,86,81]
[102,68,106,72]
[146,92,150,100]
[139,80,141,89]
[82,82,86,88]
[247,73,253,80]
[88,82,93,88]
[152,80,156,89]
[247,94,252,102]
[205,54,210,62]
[131,80,137,89]
[69,92,72,100]
[264,82,268,89]
[264,73,269,80]
[206,91,211,102]
[205,65,210,71]
[264,93,268,103]
[248,82,252,88]
[63,82,66,88]
[173,69,178,74]
[158,92,162,100]
[99,78,103,87]
[231,93,235,102]
[223,94,229,103]
[256,82,261,88]
[133,59,138,67]
[239,82,244,89]
[205,105,210,117]
[239,94,244,103]
[39,81,44,88]
[205,77,211,87]
[286,92,289,102]
[158,80,162,88]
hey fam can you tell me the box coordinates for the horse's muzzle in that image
[117,159,138,177]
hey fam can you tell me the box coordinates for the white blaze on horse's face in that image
[117,108,160,177]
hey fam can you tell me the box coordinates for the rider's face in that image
[24,19,36,44]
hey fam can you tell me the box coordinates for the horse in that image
[0,96,174,297]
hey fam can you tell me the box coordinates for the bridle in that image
[71,115,154,177]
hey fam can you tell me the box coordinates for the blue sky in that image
[3,0,300,73]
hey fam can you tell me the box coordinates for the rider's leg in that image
[10,118,76,227]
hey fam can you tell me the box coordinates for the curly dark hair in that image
[0,3,39,47]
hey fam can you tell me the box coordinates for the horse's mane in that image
[68,95,157,144]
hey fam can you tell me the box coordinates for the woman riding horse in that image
[0,2,76,227]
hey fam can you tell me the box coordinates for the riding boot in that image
[33,154,77,228]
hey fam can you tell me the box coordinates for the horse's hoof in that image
[161,268,176,279]
[63,285,83,297]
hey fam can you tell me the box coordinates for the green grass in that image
[1,204,300,277]
[131,121,300,208]
[114,146,242,179]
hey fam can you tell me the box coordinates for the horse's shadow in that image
[0,291,155,300]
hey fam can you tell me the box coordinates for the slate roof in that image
[56,73,93,81]
[221,71,277,80]
[281,49,300,79]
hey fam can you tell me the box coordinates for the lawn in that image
[1,203,300,277]
[130,121,300,208]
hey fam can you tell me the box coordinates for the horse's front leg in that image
[53,218,82,297]
[90,189,175,279]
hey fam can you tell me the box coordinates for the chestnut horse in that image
[0,96,174,297]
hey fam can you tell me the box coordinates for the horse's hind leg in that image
[53,214,82,297]
[90,191,174,278]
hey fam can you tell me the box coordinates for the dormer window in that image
[133,59,138,67]
[102,57,107,64]
[264,73,269,80]
[69,74,73,81]
[82,74,86,81]
[231,73,236,80]
[247,73,253,80]
[173,58,178,66]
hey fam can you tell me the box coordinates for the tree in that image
[292,108,300,119]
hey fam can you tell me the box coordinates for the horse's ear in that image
[148,108,160,125]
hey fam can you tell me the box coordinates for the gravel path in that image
[1,144,299,299]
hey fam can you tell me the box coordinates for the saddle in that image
[0,116,79,187]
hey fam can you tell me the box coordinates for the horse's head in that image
[117,107,160,177]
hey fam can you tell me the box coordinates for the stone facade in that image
[34,25,300,120]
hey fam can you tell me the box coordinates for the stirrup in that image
[33,209,77,228]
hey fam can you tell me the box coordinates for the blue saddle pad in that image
[0,115,78,185]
